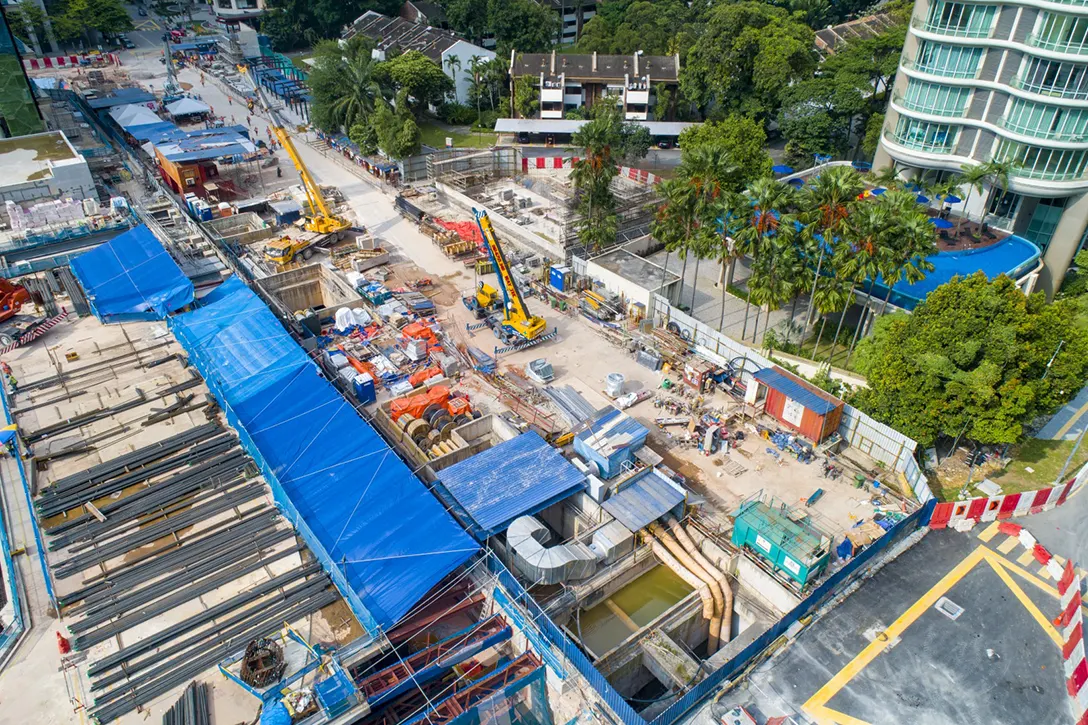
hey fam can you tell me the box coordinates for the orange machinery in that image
[0,280,30,323]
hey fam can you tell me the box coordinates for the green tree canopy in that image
[681,2,816,121]
[575,0,696,55]
[677,115,772,192]
[263,0,399,50]
[777,76,866,163]
[371,91,422,159]
[853,273,1088,446]
[486,0,557,54]
[376,50,455,114]
[306,36,378,132]
[572,105,652,162]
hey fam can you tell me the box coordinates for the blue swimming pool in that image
[862,235,1042,310]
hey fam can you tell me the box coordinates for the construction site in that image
[0,48,939,725]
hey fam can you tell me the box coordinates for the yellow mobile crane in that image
[472,208,549,346]
[242,66,350,266]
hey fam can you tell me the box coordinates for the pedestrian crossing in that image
[134,19,162,31]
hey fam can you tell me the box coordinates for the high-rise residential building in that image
[0,3,44,138]
[875,0,1088,295]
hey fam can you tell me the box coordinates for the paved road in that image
[1037,382,1088,441]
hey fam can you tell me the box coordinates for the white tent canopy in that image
[109,103,161,129]
[165,97,211,117]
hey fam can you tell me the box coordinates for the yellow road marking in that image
[983,553,1063,647]
[997,536,1019,554]
[805,704,873,725]
[1055,395,1088,439]
[802,547,987,721]
[1017,548,1036,566]
[978,521,1001,543]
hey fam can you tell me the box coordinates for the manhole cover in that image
[936,596,964,620]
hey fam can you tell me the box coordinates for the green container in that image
[731,499,831,587]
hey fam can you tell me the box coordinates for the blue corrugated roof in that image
[575,408,649,450]
[437,431,585,539]
[602,468,685,532]
[752,367,839,415]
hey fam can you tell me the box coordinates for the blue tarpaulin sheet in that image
[71,224,194,323]
[437,431,585,539]
[170,277,478,630]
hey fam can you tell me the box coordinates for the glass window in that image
[996,139,1088,180]
[1032,12,1088,54]
[1024,197,1068,251]
[1016,58,1088,99]
[987,190,1022,230]
[893,117,960,152]
[925,1,997,37]
[901,80,972,116]
[1003,99,1088,140]
[912,41,984,79]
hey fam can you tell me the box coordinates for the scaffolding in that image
[430,148,519,193]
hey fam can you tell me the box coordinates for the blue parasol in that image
[772,164,794,174]
[944,195,962,204]
[916,194,930,204]
[931,218,954,229]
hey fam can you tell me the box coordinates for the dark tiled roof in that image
[407,0,447,24]
[511,51,679,81]
[344,10,463,61]
[815,13,896,56]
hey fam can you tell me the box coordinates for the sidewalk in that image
[1037,382,1088,441]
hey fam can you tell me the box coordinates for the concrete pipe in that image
[673,518,735,645]
[648,523,723,653]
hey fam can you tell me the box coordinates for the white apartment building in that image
[875,0,1088,295]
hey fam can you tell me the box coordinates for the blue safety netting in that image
[170,277,478,631]
[70,224,194,323]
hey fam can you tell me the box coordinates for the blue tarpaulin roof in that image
[87,87,156,109]
[752,367,839,415]
[437,431,585,539]
[602,468,685,532]
[70,225,194,323]
[169,277,478,630]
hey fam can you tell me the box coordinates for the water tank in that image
[605,373,625,398]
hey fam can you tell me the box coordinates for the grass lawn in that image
[796,336,859,372]
[419,122,498,149]
[289,54,313,73]
[988,438,1088,494]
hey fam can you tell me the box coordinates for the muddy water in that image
[576,566,692,658]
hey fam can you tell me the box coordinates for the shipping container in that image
[731,498,831,587]
[753,366,843,443]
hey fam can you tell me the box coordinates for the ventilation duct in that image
[507,516,598,585]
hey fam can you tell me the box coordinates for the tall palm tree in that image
[958,162,990,225]
[444,55,462,103]
[980,159,1014,226]
[874,190,938,316]
[734,177,797,341]
[869,163,902,189]
[680,146,738,312]
[331,47,380,130]
[832,201,892,364]
[467,55,487,124]
[651,177,700,312]
[798,166,865,336]
[809,272,854,362]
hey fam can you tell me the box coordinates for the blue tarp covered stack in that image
[169,277,478,631]
[70,224,194,323]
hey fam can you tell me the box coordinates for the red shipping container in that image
[753,366,845,443]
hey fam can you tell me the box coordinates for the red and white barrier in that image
[0,310,69,356]
[23,53,120,70]
[995,522,1087,724]
[521,156,577,172]
[928,475,1082,530]
[618,166,662,185]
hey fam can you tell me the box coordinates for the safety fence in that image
[0,467,27,668]
[0,381,57,613]
[928,461,1088,529]
[651,295,934,502]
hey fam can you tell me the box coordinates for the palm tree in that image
[734,177,798,341]
[798,166,865,336]
[467,55,486,124]
[874,190,938,316]
[833,201,891,363]
[870,163,902,189]
[980,159,1014,228]
[809,273,854,361]
[957,162,990,226]
[331,47,380,130]
[680,146,738,312]
[651,177,700,311]
[444,55,463,102]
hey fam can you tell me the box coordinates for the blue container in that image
[549,265,570,292]
[353,374,376,405]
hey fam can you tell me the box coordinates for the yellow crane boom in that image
[242,65,348,235]
[473,208,546,342]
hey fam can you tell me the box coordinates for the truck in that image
[462,281,502,319]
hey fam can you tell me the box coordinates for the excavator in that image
[470,209,549,347]
[241,65,350,267]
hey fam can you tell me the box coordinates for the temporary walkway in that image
[170,277,479,631]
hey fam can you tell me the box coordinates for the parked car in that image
[122,38,136,48]
[138,7,147,15]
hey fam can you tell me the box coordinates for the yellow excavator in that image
[472,209,549,346]
[241,65,350,266]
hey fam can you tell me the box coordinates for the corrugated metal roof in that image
[752,367,840,416]
[575,408,649,454]
[438,431,585,539]
[603,468,685,532]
